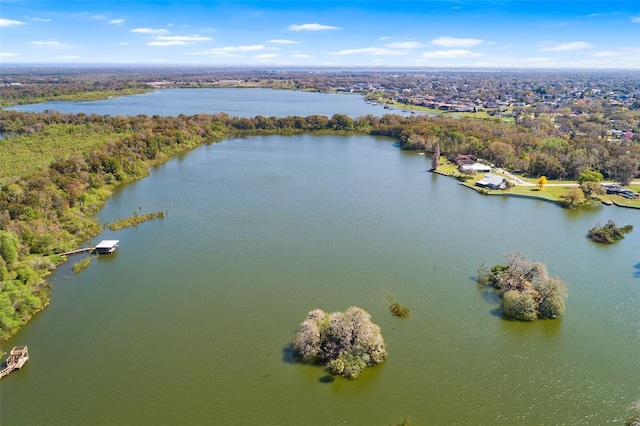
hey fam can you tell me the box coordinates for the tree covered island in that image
[477,252,568,321]
[587,220,633,244]
[292,307,387,379]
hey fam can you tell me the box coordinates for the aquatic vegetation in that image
[103,211,166,230]
[388,295,410,318]
[292,306,387,379]
[389,302,410,317]
[71,257,91,274]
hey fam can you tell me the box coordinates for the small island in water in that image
[292,306,387,379]
[587,220,633,244]
[477,252,568,321]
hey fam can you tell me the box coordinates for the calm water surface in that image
[1,91,639,425]
[5,87,419,118]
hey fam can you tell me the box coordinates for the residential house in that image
[476,174,508,190]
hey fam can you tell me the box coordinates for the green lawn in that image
[432,159,640,208]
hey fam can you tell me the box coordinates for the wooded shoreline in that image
[0,94,639,340]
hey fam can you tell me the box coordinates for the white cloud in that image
[158,35,211,42]
[119,42,131,45]
[540,41,593,51]
[0,18,26,27]
[0,52,20,57]
[29,41,63,48]
[384,41,422,49]
[268,39,300,44]
[591,47,640,63]
[131,28,169,34]
[631,16,640,23]
[421,50,480,58]
[148,41,182,46]
[253,54,279,59]
[331,47,407,56]
[431,36,483,48]
[379,36,391,41]
[31,17,51,22]
[147,34,211,46]
[288,23,340,31]
[109,19,125,25]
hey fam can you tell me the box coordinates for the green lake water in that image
[1,133,639,425]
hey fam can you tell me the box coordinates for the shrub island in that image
[292,306,387,379]
[477,252,568,321]
[587,220,633,244]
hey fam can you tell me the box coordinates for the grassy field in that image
[0,124,131,184]
[385,100,515,123]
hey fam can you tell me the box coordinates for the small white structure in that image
[94,240,119,254]
[460,162,492,173]
[476,174,508,190]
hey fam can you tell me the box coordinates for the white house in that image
[476,174,508,190]
[460,162,492,173]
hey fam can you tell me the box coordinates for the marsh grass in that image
[71,257,92,274]
[388,295,410,318]
[104,211,166,230]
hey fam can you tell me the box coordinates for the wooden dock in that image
[0,346,29,379]
[58,247,94,256]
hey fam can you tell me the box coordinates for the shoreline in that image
[432,169,640,210]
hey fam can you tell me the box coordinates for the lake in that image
[4,87,419,118]
[1,90,639,425]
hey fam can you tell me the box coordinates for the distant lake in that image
[1,90,639,425]
[5,88,420,118]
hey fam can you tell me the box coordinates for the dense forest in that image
[0,93,639,339]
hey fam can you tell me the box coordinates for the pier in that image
[0,346,29,379]
[58,247,94,256]
[57,240,120,256]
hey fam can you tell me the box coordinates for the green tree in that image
[0,230,20,266]
[535,277,568,319]
[559,187,586,208]
[328,114,354,131]
[502,290,538,321]
[578,169,604,184]
[579,181,606,200]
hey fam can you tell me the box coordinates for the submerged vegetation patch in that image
[103,211,166,231]
[388,295,410,318]
[71,257,91,274]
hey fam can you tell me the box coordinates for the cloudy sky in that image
[1,0,639,68]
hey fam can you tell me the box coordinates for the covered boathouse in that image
[94,240,119,254]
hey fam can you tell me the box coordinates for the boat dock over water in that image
[0,346,29,379]
[94,240,119,254]
[58,240,120,256]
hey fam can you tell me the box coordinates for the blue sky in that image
[1,0,639,68]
